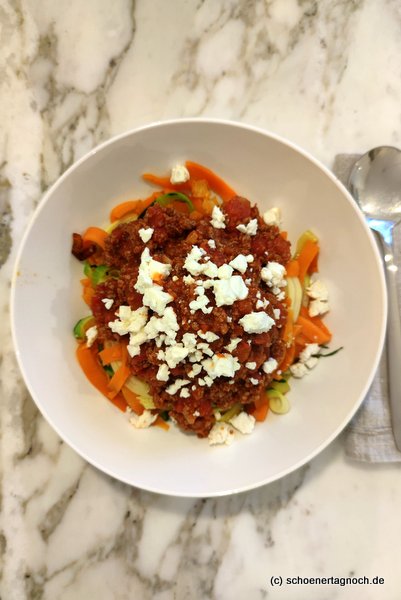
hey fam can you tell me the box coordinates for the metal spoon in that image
[349,146,401,451]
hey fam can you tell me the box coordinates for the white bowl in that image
[11,119,386,497]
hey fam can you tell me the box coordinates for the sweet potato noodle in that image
[86,196,291,437]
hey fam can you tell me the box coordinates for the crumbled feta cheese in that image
[213,276,248,307]
[196,342,214,357]
[289,362,308,378]
[299,343,320,363]
[144,307,179,345]
[109,306,149,357]
[188,363,202,378]
[273,308,281,320]
[208,239,216,249]
[170,164,190,184]
[156,364,170,382]
[202,354,241,379]
[101,298,114,310]
[306,280,329,301]
[193,410,200,417]
[183,274,195,285]
[250,378,259,385]
[229,411,256,434]
[262,357,278,374]
[182,332,197,350]
[239,312,275,334]
[236,219,258,236]
[198,330,219,343]
[136,248,172,290]
[229,254,249,274]
[85,325,98,348]
[262,207,281,226]
[189,293,211,314]
[164,345,189,369]
[306,356,319,369]
[261,261,286,287]
[256,299,265,309]
[204,376,213,387]
[166,378,190,395]
[172,275,178,282]
[309,299,330,317]
[217,264,234,279]
[203,262,219,278]
[208,422,235,446]
[225,338,241,352]
[142,286,174,316]
[138,227,154,243]
[184,245,207,276]
[129,410,157,429]
[245,362,257,370]
[211,205,226,229]
[246,254,254,263]
[180,387,191,398]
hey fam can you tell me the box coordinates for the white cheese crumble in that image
[184,245,207,276]
[305,356,319,369]
[138,227,154,243]
[101,298,114,310]
[164,345,189,369]
[239,312,275,334]
[306,280,330,317]
[180,387,191,398]
[236,219,258,236]
[188,363,202,378]
[85,325,98,348]
[261,261,286,287]
[208,239,216,249]
[211,205,226,229]
[245,362,257,370]
[250,378,259,385]
[198,330,219,343]
[183,274,195,285]
[299,343,320,363]
[217,264,233,279]
[208,422,235,446]
[108,305,149,357]
[309,299,330,317]
[224,338,241,352]
[170,164,190,184]
[213,276,248,307]
[262,357,278,374]
[229,254,249,273]
[142,286,174,316]
[202,354,241,379]
[306,280,329,301]
[166,379,190,395]
[135,248,173,315]
[289,362,308,378]
[129,409,157,429]
[156,364,170,382]
[229,412,256,434]
[262,207,281,226]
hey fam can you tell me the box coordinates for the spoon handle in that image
[381,237,401,452]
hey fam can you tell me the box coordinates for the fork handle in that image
[381,238,401,452]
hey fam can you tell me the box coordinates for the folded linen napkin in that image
[333,154,401,462]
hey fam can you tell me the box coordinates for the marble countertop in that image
[1,1,401,598]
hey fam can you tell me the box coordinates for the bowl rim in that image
[10,118,387,496]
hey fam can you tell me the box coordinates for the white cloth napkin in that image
[333,154,401,462]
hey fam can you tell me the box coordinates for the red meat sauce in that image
[88,197,291,437]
